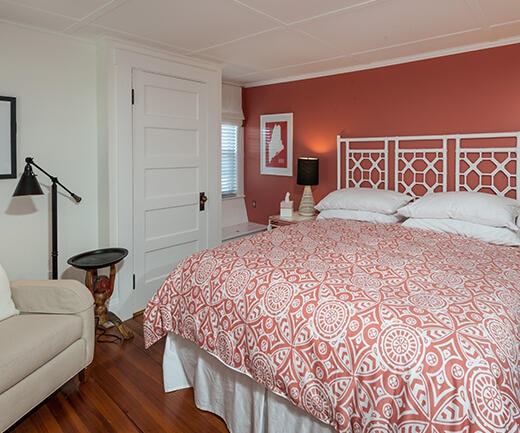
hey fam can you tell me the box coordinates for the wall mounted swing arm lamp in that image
[13,157,82,279]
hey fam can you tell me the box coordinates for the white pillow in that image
[317,209,403,224]
[402,218,520,246]
[398,192,520,231]
[315,188,412,215]
[0,264,18,321]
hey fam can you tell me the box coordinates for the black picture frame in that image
[0,96,16,179]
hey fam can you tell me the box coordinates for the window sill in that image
[222,194,245,201]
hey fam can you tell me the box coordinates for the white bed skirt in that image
[163,333,336,433]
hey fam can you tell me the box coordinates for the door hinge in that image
[131,88,135,105]
[132,274,136,290]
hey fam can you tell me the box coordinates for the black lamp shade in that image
[297,157,319,186]
[13,164,44,197]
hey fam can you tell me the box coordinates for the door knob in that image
[199,192,208,211]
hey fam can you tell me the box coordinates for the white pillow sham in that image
[398,191,520,231]
[0,264,18,321]
[315,188,412,215]
[402,217,520,246]
[317,209,403,224]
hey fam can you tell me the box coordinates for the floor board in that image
[6,316,229,433]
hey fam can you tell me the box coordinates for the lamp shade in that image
[13,163,44,197]
[297,157,319,186]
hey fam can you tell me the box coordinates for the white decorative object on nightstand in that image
[280,192,293,218]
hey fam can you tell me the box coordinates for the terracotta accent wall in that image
[243,43,520,224]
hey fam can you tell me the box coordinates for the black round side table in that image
[68,247,133,341]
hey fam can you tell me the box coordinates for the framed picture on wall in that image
[0,96,16,179]
[260,112,293,176]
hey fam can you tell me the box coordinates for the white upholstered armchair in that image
[0,278,95,432]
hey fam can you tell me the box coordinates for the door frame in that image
[101,41,222,320]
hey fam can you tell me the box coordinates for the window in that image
[221,83,244,199]
[221,123,239,197]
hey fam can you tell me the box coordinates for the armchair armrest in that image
[10,279,95,369]
[10,279,93,314]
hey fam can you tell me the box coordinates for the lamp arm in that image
[25,157,82,203]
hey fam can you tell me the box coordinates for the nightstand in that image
[268,214,316,229]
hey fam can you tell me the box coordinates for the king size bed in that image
[144,132,520,433]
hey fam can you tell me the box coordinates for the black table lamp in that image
[13,157,81,279]
[297,157,319,216]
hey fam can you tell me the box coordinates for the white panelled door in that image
[131,69,209,312]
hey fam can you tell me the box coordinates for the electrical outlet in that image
[252,200,256,208]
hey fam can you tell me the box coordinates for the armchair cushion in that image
[0,265,18,322]
[0,313,83,393]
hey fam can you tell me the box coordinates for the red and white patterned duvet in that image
[144,219,520,432]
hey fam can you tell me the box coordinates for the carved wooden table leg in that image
[107,311,134,340]
[84,267,133,341]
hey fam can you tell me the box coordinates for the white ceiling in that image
[2,0,520,86]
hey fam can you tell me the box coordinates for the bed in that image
[144,132,520,433]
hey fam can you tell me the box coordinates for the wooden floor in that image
[7,316,229,433]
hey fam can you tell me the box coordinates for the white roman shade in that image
[222,83,244,125]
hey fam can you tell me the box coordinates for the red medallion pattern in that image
[143,219,520,432]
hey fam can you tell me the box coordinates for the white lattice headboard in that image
[337,132,520,200]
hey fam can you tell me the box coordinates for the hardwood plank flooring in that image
[6,316,230,433]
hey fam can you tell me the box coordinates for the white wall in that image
[0,23,99,281]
